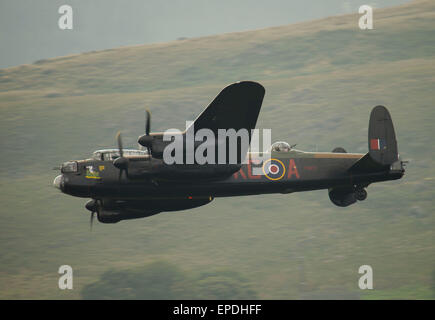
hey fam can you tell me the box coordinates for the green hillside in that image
[0,0,434,299]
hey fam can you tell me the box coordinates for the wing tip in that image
[225,80,265,94]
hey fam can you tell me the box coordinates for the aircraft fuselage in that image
[56,151,404,200]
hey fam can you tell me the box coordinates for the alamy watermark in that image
[58,5,73,30]
[58,265,73,290]
[162,122,272,175]
[359,5,373,30]
[358,265,373,290]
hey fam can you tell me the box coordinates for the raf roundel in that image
[262,158,286,181]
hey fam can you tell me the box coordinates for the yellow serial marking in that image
[313,153,363,159]
[85,176,101,179]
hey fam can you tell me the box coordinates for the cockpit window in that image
[92,149,148,161]
[61,161,78,173]
[104,152,120,161]
[271,141,292,153]
[93,152,103,161]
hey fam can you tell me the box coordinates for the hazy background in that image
[0,0,434,300]
[0,0,410,68]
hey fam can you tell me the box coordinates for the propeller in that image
[90,211,95,231]
[138,109,153,156]
[113,131,129,181]
[146,109,151,136]
[117,131,123,158]
[85,199,99,231]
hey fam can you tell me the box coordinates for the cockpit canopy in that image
[271,141,292,153]
[92,149,148,161]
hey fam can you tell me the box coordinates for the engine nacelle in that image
[97,208,160,223]
[93,197,213,223]
[97,209,124,223]
[328,187,357,207]
[127,159,241,180]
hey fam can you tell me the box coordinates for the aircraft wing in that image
[185,81,265,164]
[188,81,265,140]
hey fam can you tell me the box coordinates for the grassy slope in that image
[0,0,434,299]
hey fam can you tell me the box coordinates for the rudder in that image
[368,105,398,165]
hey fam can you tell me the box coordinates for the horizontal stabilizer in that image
[349,153,388,173]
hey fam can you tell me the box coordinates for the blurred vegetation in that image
[81,261,257,299]
[0,0,434,299]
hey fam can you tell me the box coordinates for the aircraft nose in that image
[53,175,63,190]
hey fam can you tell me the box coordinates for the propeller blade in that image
[90,211,95,231]
[113,156,129,181]
[116,131,124,158]
[145,109,151,135]
[118,168,123,182]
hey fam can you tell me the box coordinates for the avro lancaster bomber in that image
[53,81,405,225]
